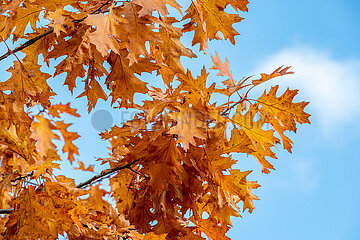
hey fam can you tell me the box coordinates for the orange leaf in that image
[55,121,80,164]
[106,51,152,108]
[48,103,80,118]
[183,0,243,53]
[211,51,235,86]
[257,85,310,152]
[73,160,94,172]
[27,159,60,178]
[30,115,59,158]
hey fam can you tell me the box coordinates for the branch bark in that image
[0,209,14,214]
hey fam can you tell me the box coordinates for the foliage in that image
[0,0,310,239]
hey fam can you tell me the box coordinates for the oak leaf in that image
[106,51,155,108]
[143,232,167,240]
[55,121,80,164]
[190,217,230,240]
[168,106,207,150]
[77,76,108,112]
[134,0,181,17]
[0,61,52,103]
[23,27,57,65]
[156,17,197,74]
[73,160,94,172]
[210,52,252,96]
[30,115,59,158]
[232,104,279,151]
[84,8,127,57]
[47,9,74,36]
[183,0,243,52]
[231,0,250,12]
[48,103,80,118]
[257,85,310,151]
[27,159,60,178]
[49,26,107,93]
[110,169,136,214]
[115,4,161,65]
[211,51,235,86]
[231,104,280,173]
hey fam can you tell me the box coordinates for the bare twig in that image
[76,159,139,188]
[1,37,24,64]
[220,82,259,116]
[128,166,150,180]
[221,96,246,116]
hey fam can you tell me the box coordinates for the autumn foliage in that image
[0,0,310,239]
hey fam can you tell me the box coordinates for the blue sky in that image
[223,1,360,239]
[1,0,359,239]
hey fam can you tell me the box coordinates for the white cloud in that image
[253,46,360,133]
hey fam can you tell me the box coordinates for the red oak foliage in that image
[0,0,310,239]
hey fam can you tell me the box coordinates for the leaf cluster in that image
[0,0,310,239]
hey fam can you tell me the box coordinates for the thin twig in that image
[92,0,113,14]
[1,37,23,64]
[220,82,259,116]
[76,159,139,188]
[128,166,150,180]
[221,96,246,116]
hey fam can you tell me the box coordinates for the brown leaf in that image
[84,8,127,57]
[134,0,181,17]
[168,106,207,150]
[106,51,152,108]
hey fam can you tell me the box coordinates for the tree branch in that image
[76,159,139,188]
[10,172,33,184]
[0,159,140,214]
[0,4,113,62]
[0,29,53,62]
